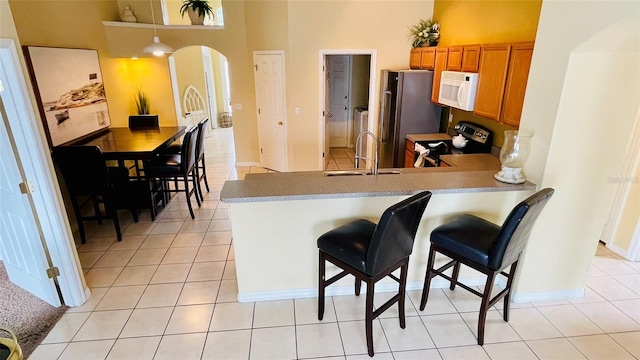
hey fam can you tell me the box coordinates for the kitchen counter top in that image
[221,166,534,203]
[406,133,452,142]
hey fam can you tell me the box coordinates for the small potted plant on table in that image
[129,89,158,128]
[180,0,214,25]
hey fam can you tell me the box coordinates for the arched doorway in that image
[168,46,232,134]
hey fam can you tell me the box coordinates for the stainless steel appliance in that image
[414,121,493,167]
[379,70,442,168]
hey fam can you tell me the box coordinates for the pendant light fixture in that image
[143,0,173,56]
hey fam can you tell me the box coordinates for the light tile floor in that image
[32,128,640,359]
[326,147,357,170]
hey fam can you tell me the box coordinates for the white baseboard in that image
[512,288,584,303]
[237,276,496,303]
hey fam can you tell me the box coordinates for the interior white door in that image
[0,99,61,306]
[254,52,286,172]
[327,55,350,148]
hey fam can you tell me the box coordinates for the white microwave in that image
[438,71,479,111]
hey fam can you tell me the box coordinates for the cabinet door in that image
[405,149,415,168]
[404,140,415,168]
[501,42,534,126]
[409,48,421,69]
[431,47,449,103]
[461,45,481,72]
[473,44,511,121]
[446,46,463,71]
[420,47,436,69]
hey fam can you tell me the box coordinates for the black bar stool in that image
[317,191,432,357]
[419,188,554,345]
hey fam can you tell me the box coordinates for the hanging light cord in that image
[149,0,158,36]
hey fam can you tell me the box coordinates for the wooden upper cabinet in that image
[501,42,534,126]
[446,46,463,71]
[473,43,511,121]
[420,47,436,69]
[461,45,481,72]
[431,47,449,103]
[410,48,421,69]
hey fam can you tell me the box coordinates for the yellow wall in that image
[434,0,541,46]
[174,45,206,117]
[433,0,542,147]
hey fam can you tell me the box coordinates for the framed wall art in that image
[23,46,111,147]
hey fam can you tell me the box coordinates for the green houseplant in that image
[409,19,440,48]
[179,0,214,25]
[134,89,150,115]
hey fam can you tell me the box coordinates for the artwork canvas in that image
[23,46,110,147]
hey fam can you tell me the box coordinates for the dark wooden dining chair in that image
[52,146,139,244]
[419,188,554,345]
[193,118,210,201]
[145,125,201,219]
[163,118,210,201]
[317,191,432,357]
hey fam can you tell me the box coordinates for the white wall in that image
[514,1,640,299]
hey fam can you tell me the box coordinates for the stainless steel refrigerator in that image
[379,70,442,168]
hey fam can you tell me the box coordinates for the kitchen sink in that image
[323,169,404,177]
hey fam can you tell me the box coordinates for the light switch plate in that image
[234,103,243,110]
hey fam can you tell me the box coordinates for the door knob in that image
[278,121,283,125]
[327,113,333,118]
[343,106,347,110]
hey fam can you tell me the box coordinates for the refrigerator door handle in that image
[380,90,392,143]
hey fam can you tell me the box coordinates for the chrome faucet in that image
[354,130,379,175]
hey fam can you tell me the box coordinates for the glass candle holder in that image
[494,130,532,184]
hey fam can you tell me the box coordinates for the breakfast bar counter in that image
[220,167,536,302]
[221,166,531,203]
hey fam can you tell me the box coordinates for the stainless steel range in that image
[414,121,493,167]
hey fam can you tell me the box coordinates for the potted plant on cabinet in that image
[409,19,440,48]
[179,0,214,25]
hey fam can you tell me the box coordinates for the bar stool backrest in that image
[489,188,555,271]
[366,191,432,275]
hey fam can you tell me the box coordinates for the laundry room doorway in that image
[322,51,375,170]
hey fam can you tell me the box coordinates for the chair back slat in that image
[196,118,209,159]
[366,191,432,275]
[52,146,111,195]
[488,188,555,270]
[180,125,200,173]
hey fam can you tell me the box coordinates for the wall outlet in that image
[448,112,453,124]
[295,107,301,115]
[234,103,243,110]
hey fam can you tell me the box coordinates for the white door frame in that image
[318,49,377,170]
[602,107,640,260]
[202,48,219,130]
[0,38,87,306]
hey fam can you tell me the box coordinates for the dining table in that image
[69,126,186,162]
[63,126,186,219]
